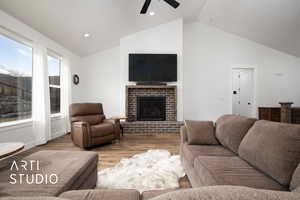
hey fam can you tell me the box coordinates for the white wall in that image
[77,19,300,122]
[120,19,184,120]
[77,19,184,120]
[183,22,300,121]
[0,10,80,150]
[77,47,121,117]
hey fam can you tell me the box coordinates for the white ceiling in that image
[0,0,206,56]
[198,0,300,58]
[0,0,299,58]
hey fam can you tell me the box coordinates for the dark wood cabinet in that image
[292,108,300,124]
[258,107,281,122]
[258,107,300,124]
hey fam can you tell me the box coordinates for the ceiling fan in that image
[140,0,180,14]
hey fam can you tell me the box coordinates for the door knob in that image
[248,102,251,105]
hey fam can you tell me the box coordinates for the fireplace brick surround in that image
[123,85,183,134]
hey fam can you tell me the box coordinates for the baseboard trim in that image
[52,131,66,139]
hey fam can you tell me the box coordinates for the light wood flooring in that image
[3,133,191,188]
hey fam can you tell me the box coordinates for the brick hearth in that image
[122,121,184,134]
[124,85,182,134]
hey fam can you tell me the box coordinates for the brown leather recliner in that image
[69,103,120,148]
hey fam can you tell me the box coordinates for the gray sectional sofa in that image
[180,115,300,197]
[1,114,300,200]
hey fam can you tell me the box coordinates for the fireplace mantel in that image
[126,85,177,89]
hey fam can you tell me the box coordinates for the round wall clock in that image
[73,74,80,85]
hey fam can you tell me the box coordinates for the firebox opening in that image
[137,96,166,121]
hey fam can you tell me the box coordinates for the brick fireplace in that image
[123,85,183,134]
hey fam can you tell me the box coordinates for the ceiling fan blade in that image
[140,0,152,14]
[163,0,180,9]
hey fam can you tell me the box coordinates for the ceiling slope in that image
[198,0,300,58]
[0,0,205,56]
[0,0,299,57]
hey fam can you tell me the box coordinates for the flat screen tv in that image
[129,54,177,82]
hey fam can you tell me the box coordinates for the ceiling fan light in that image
[149,11,155,16]
[83,33,90,38]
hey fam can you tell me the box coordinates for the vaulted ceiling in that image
[198,0,300,58]
[0,0,299,58]
[0,0,206,56]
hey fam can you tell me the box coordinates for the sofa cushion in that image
[185,120,219,145]
[59,189,140,200]
[0,151,98,197]
[239,120,300,186]
[72,114,105,125]
[215,115,257,154]
[91,122,114,137]
[150,186,300,200]
[193,156,286,191]
[290,163,300,191]
[181,143,235,167]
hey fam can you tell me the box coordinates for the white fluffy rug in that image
[97,150,185,192]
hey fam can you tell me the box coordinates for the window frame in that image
[0,27,34,126]
[0,25,33,48]
[47,51,62,116]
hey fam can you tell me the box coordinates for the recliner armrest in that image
[72,121,90,127]
[104,119,118,125]
[71,121,91,148]
[103,119,120,140]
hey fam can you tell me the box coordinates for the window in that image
[48,54,61,114]
[0,34,33,124]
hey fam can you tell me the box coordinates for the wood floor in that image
[3,133,191,188]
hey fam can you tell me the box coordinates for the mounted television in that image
[129,54,177,83]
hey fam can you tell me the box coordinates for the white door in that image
[232,68,254,117]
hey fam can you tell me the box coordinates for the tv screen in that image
[129,54,177,82]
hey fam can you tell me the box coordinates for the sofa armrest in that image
[180,126,188,143]
[60,189,140,200]
[0,197,69,200]
[71,121,92,148]
[151,186,300,200]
